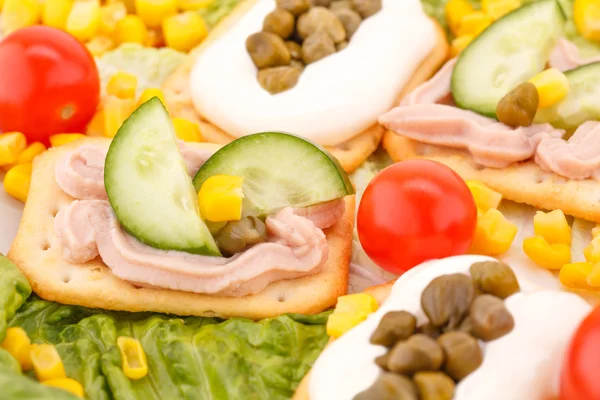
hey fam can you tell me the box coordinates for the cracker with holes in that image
[159,0,449,173]
[9,100,355,319]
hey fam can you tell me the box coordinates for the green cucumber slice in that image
[535,62,600,129]
[104,97,220,256]
[451,0,566,117]
[192,132,354,217]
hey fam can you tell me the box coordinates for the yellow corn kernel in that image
[107,72,138,100]
[99,2,127,35]
[145,28,165,47]
[172,117,202,142]
[1,0,41,35]
[523,235,571,270]
[49,134,86,147]
[135,0,177,29]
[469,208,517,256]
[481,0,520,20]
[198,175,244,222]
[43,378,84,399]
[574,0,600,42]
[326,293,378,338]
[588,263,600,288]
[0,132,26,166]
[114,14,148,44]
[30,344,66,382]
[86,109,105,136]
[560,262,593,289]
[528,68,570,109]
[137,88,167,110]
[66,0,101,42]
[117,337,148,380]
[457,11,493,37]
[466,180,502,212]
[445,0,474,36]
[103,96,136,138]
[533,209,571,245]
[450,35,474,57]
[593,224,600,238]
[584,236,600,264]
[85,35,115,57]
[16,142,46,164]
[3,163,32,202]
[1,327,32,371]
[162,12,208,52]
[178,0,214,10]
[42,0,73,30]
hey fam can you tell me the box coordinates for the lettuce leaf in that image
[199,0,243,29]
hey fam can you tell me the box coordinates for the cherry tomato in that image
[357,160,477,274]
[0,26,100,144]
[561,306,600,400]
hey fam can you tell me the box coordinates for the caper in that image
[302,31,336,64]
[417,323,442,339]
[246,32,291,69]
[470,294,514,341]
[375,352,390,370]
[387,334,444,375]
[312,0,333,5]
[370,311,417,348]
[205,221,227,236]
[290,59,305,71]
[215,216,268,256]
[421,273,475,329]
[336,41,348,51]
[257,66,301,94]
[455,316,473,335]
[263,8,296,39]
[333,8,362,38]
[276,0,311,15]
[285,40,303,59]
[413,372,455,400]
[330,0,352,10]
[470,261,520,299]
[351,0,382,18]
[437,331,483,380]
[354,373,418,400]
[496,82,539,127]
[297,7,347,43]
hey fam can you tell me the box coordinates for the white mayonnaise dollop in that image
[309,255,592,400]
[189,0,437,146]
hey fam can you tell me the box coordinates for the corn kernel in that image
[16,142,46,164]
[42,0,73,30]
[85,35,115,57]
[523,235,571,270]
[103,96,136,138]
[466,180,502,211]
[560,262,593,290]
[172,117,202,142]
[326,293,378,338]
[457,11,493,37]
[528,68,570,109]
[0,132,26,166]
[99,2,126,35]
[162,12,208,52]
[114,14,148,44]
[145,28,165,47]
[198,175,244,222]
[585,236,600,264]
[117,337,148,380]
[1,0,41,35]
[49,134,86,147]
[593,224,600,238]
[178,0,214,10]
[481,0,521,20]
[107,72,138,100]
[43,378,84,399]
[574,0,600,42]
[137,88,167,110]
[31,344,66,382]
[1,327,32,371]
[588,263,600,288]
[135,0,177,29]
[469,208,517,256]
[86,109,105,136]
[445,0,474,36]
[533,209,571,245]
[3,163,32,203]
[450,35,474,57]
[66,0,101,42]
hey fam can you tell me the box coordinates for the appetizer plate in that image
[0,172,22,254]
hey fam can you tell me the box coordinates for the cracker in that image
[8,137,354,319]
[161,0,449,173]
[383,133,600,223]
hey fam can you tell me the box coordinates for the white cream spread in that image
[189,0,437,146]
[309,255,592,400]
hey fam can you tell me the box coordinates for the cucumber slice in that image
[535,62,600,129]
[192,132,354,217]
[104,97,220,256]
[451,0,566,117]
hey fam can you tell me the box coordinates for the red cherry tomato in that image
[357,160,477,274]
[561,306,600,400]
[0,26,100,144]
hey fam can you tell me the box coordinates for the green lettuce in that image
[0,255,330,400]
[199,0,243,29]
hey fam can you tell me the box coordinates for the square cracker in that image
[383,133,600,223]
[8,137,354,319]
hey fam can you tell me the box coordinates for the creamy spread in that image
[53,144,345,296]
[549,38,600,72]
[189,0,437,146]
[309,255,592,400]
